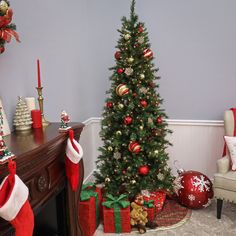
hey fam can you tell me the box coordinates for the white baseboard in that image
[80,117,224,180]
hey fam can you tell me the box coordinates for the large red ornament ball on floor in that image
[139,166,149,175]
[174,170,214,209]
[128,141,141,154]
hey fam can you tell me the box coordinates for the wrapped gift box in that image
[102,194,131,233]
[78,183,102,236]
[143,191,166,214]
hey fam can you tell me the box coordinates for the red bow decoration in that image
[0,28,20,43]
[0,8,13,28]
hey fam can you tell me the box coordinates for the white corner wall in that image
[80,118,224,180]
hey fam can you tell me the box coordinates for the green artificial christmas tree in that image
[95,0,174,198]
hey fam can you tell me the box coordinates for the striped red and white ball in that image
[116,84,129,96]
[124,116,132,125]
[117,68,124,74]
[144,49,153,58]
[139,166,149,175]
[128,141,141,154]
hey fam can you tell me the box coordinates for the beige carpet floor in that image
[94,200,236,236]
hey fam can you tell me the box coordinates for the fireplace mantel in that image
[0,122,85,236]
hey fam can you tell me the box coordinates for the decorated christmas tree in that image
[95,0,174,198]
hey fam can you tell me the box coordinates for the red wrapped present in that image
[142,190,166,214]
[143,200,155,221]
[102,194,131,233]
[78,182,102,236]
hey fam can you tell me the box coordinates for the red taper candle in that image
[31,109,42,129]
[37,59,41,88]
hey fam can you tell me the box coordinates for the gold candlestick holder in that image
[36,87,50,127]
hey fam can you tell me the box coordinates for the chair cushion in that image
[214,171,236,192]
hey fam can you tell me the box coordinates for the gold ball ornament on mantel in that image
[116,84,129,96]
[0,0,9,15]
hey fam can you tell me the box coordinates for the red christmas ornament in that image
[114,51,121,60]
[116,84,129,96]
[133,92,137,97]
[0,46,5,54]
[138,24,143,33]
[174,170,214,209]
[144,49,153,58]
[140,100,148,108]
[139,166,149,175]
[128,141,141,154]
[124,116,132,125]
[122,170,126,175]
[156,117,163,124]
[117,68,124,74]
[106,102,113,108]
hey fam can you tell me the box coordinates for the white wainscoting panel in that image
[80,118,225,179]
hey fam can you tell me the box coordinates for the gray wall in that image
[1,0,236,126]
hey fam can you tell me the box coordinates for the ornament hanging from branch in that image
[0,0,20,54]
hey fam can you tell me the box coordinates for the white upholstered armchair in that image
[214,110,236,219]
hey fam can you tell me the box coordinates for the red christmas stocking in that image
[65,129,83,191]
[0,160,34,236]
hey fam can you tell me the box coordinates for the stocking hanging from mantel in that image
[65,129,83,191]
[0,160,34,236]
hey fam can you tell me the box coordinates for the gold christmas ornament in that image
[116,130,122,136]
[127,57,134,64]
[140,74,145,79]
[105,177,111,183]
[116,84,129,96]
[131,180,136,184]
[154,150,159,155]
[124,34,131,40]
[107,146,113,151]
[125,67,134,76]
[118,103,124,109]
[139,126,144,130]
[0,1,8,14]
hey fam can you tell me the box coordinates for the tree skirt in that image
[151,199,192,231]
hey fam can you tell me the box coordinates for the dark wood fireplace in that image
[0,123,84,236]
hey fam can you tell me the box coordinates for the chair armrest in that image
[217,156,230,174]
